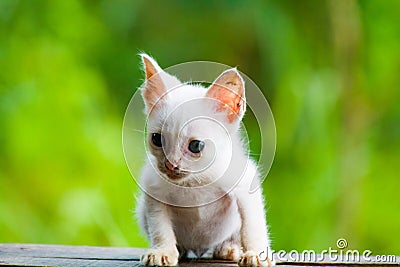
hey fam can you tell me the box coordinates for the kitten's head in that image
[140,54,246,184]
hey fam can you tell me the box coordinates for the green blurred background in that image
[1,0,399,255]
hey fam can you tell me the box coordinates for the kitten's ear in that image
[140,53,167,112]
[206,68,246,123]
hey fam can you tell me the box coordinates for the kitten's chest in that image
[167,192,241,249]
[169,192,236,223]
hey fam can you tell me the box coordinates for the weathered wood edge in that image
[0,244,399,267]
[0,243,143,260]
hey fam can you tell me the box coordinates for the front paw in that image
[214,243,241,261]
[238,251,273,267]
[141,248,179,266]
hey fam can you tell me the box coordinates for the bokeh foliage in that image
[1,0,399,254]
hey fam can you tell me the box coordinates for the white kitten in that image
[135,54,273,267]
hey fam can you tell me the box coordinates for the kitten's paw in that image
[141,248,179,266]
[214,243,241,261]
[238,251,273,267]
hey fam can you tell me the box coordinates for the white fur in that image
[136,54,273,266]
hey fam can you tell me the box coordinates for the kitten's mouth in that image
[158,162,189,180]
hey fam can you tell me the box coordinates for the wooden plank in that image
[0,244,143,260]
[0,244,144,267]
[0,244,235,267]
[0,244,399,267]
[0,255,142,267]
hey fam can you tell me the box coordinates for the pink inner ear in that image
[208,85,245,123]
[142,56,158,79]
[143,74,165,107]
[141,56,166,111]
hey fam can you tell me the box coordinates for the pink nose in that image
[165,161,177,171]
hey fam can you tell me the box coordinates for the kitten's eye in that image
[188,140,205,154]
[151,133,163,147]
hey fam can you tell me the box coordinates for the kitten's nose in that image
[165,161,178,171]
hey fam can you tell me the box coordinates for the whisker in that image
[194,176,201,183]
[125,128,147,134]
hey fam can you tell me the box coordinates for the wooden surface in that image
[0,244,399,267]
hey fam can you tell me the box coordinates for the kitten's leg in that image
[140,196,179,266]
[236,188,274,267]
[213,232,241,262]
[135,194,149,237]
[177,245,188,259]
